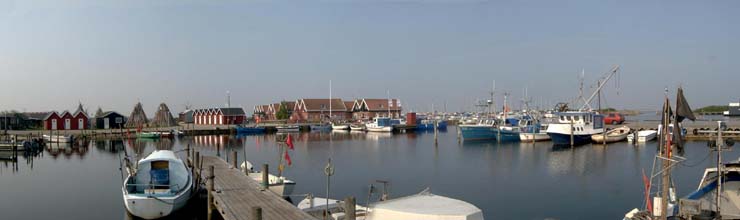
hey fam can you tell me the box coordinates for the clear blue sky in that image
[0,0,737,115]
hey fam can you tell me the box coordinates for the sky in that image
[0,0,737,115]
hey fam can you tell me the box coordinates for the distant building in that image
[95,111,126,129]
[351,98,402,120]
[0,112,44,130]
[193,107,246,125]
[726,102,740,116]
[291,98,349,122]
[179,109,194,123]
[253,101,295,121]
[43,106,90,130]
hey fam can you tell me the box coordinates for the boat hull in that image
[331,125,349,130]
[497,128,521,142]
[122,178,192,220]
[236,127,266,134]
[548,133,593,146]
[519,133,551,142]
[367,126,393,132]
[460,126,497,141]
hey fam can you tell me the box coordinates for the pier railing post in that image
[207,165,215,220]
[261,164,269,191]
[232,151,238,169]
[251,206,263,220]
[344,197,356,220]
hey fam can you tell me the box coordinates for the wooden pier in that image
[197,155,316,220]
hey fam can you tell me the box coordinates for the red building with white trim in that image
[193,108,246,125]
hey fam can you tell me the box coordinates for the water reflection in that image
[1,128,725,220]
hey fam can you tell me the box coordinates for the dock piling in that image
[344,197,356,220]
[207,165,215,220]
[261,164,269,191]
[232,151,238,169]
[570,121,574,147]
[251,207,263,220]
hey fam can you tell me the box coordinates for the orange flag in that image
[286,134,294,150]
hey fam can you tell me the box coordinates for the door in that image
[104,118,110,129]
[78,119,84,130]
[51,119,57,130]
[64,119,71,130]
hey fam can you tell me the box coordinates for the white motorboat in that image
[277,125,300,132]
[627,130,657,143]
[366,117,393,132]
[591,126,631,143]
[122,150,192,219]
[43,134,73,143]
[298,188,484,220]
[240,161,296,197]
[350,124,366,131]
[519,132,550,142]
[519,123,551,142]
[332,123,350,130]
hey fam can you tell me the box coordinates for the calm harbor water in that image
[1,127,736,220]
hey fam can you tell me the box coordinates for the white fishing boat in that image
[366,117,393,132]
[240,161,296,197]
[298,188,484,220]
[42,134,73,143]
[591,126,631,143]
[627,130,657,143]
[546,111,605,146]
[122,150,192,219]
[350,124,366,131]
[276,125,300,132]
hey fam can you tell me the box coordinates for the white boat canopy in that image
[368,189,484,220]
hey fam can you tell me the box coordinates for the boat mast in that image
[659,89,671,220]
[329,80,332,122]
[387,90,391,118]
[490,80,496,118]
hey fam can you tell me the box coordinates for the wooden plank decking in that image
[201,156,316,220]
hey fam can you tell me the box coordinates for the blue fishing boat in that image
[236,125,266,134]
[416,119,448,131]
[310,123,332,131]
[459,119,497,141]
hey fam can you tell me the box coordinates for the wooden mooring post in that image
[570,121,574,147]
[251,207,263,220]
[232,151,238,169]
[207,165,216,220]
[261,164,269,191]
[344,197,356,220]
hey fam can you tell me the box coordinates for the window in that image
[574,116,580,121]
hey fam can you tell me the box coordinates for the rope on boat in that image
[680,151,713,168]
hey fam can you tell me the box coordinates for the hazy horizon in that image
[1,0,738,116]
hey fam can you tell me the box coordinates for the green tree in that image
[276,102,290,120]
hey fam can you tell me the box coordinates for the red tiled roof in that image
[299,99,347,112]
[343,101,354,112]
[359,99,401,111]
